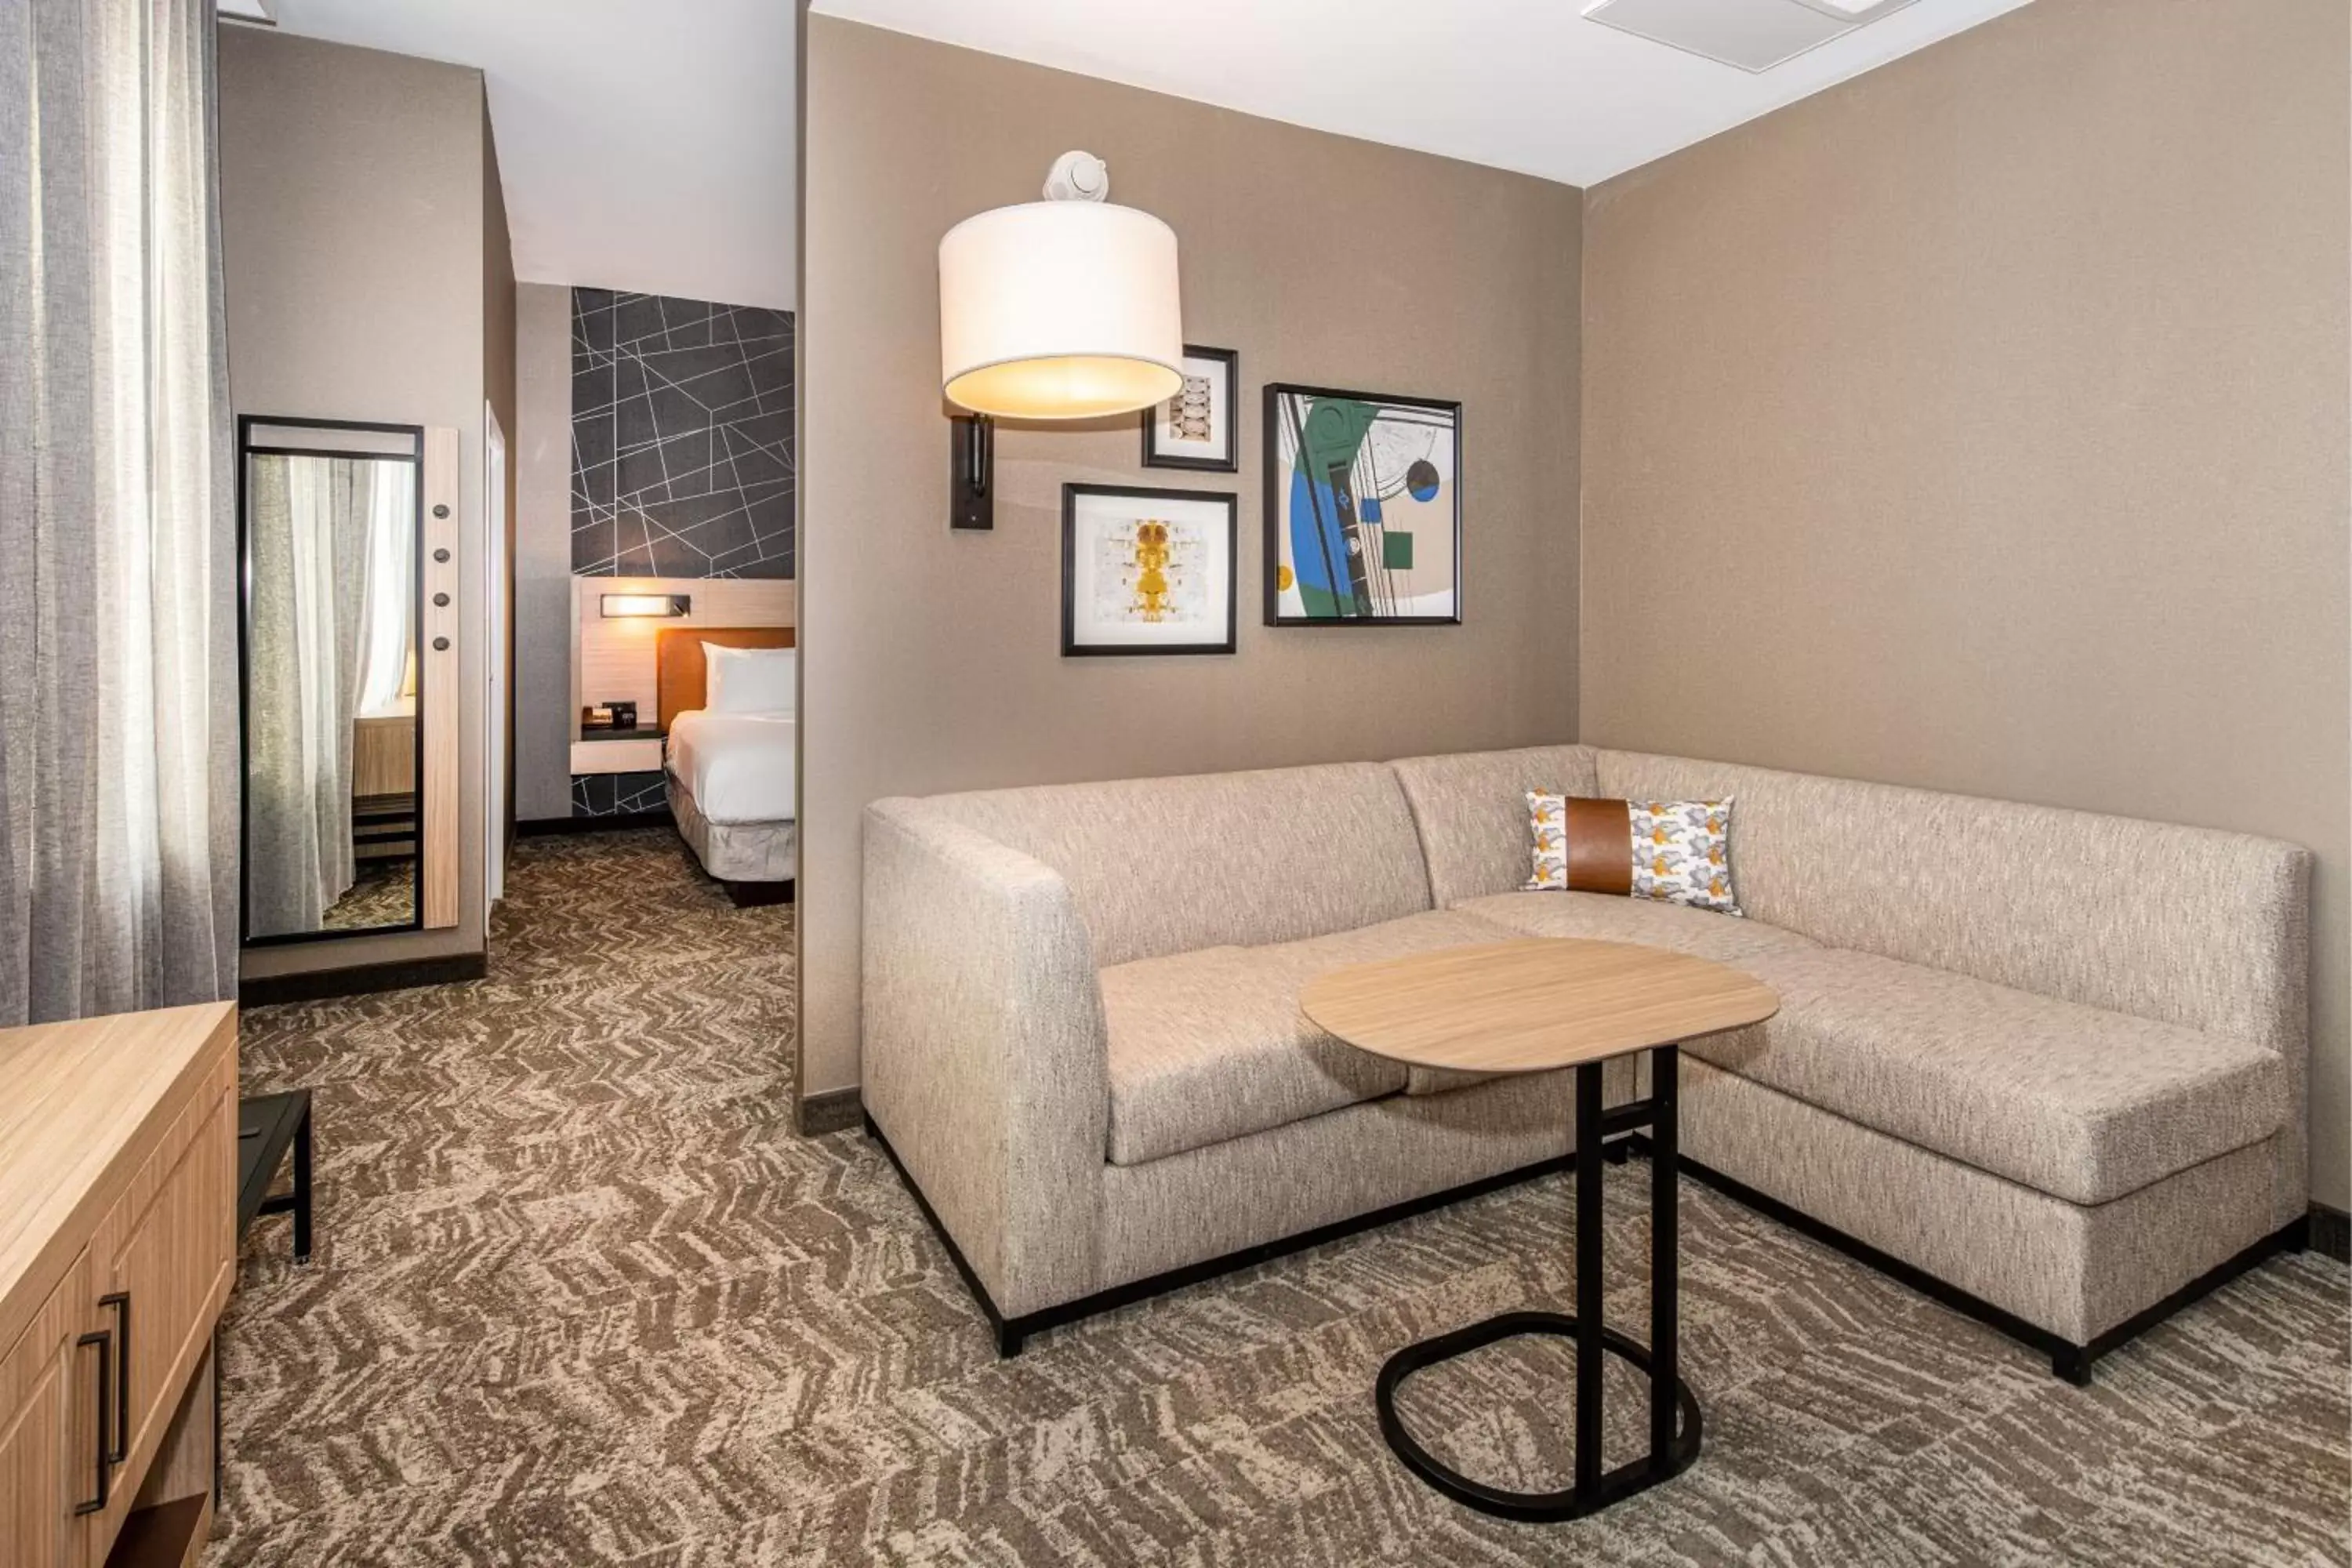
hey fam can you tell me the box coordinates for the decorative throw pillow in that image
[1526,793,1741,916]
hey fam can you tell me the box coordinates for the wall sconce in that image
[601,593,691,619]
[938,151,1185,531]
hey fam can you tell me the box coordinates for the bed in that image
[656,626,797,903]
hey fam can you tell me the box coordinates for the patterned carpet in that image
[213,830,2350,1566]
[321,858,417,932]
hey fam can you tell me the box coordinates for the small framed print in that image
[1141,345,1240,474]
[1062,485,1238,656]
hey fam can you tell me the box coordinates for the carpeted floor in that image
[212,829,2350,1566]
[321,857,417,932]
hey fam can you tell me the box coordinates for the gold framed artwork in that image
[1061,484,1238,656]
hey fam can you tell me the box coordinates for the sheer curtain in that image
[354,461,416,717]
[0,0,237,1022]
[245,456,408,935]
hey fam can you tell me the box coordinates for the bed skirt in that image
[668,772,797,883]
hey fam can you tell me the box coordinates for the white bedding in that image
[666,709,797,826]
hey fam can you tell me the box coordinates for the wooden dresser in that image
[0,1003,238,1568]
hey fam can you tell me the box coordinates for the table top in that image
[0,1002,237,1356]
[1300,938,1779,1076]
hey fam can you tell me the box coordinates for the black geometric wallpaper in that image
[572,769,669,819]
[571,289,794,579]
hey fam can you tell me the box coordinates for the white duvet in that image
[666,710,797,826]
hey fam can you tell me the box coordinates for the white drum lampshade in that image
[939,198,1184,420]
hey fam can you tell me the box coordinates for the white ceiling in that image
[810,0,2034,190]
[257,0,797,310]
[244,0,2034,314]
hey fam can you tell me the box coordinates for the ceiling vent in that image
[1785,0,1920,16]
[1583,0,1918,73]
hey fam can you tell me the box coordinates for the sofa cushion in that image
[1694,948,2286,1207]
[1454,891,1817,966]
[1590,751,2310,1058]
[918,762,1435,967]
[1098,909,1524,1165]
[1390,746,1599,906]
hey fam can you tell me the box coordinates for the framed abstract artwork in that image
[1141,346,1240,473]
[1061,485,1238,656]
[1263,383,1462,626]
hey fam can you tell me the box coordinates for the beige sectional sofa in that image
[861,744,2310,1376]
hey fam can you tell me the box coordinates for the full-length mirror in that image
[241,418,425,942]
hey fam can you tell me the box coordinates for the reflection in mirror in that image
[241,420,423,942]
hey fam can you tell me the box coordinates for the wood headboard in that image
[656,626,796,730]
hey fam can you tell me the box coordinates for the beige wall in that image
[514,282,577,822]
[220,28,503,977]
[484,103,518,849]
[800,18,1583,1105]
[1579,0,2351,1206]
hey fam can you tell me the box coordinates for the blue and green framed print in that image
[1264,383,1461,626]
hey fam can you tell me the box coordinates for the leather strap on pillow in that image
[1562,797,1633,895]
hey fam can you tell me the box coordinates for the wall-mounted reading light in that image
[938,151,1185,531]
[601,593,691,619]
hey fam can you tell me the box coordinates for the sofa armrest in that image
[862,797,1109,1318]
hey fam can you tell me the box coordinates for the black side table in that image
[1299,939,1779,1522]
[1374,1054,1700,1519]
[237,1090,313,1261]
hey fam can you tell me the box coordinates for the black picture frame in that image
[1061,484,1240,657]
[1263,383,1464,627]
[1141,345,1241,474]
[236,414,429,947]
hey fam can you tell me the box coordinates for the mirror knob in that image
[433,503,450,519]
[433,592,450,608]
[433,547,451,563]
[432,637,450,652]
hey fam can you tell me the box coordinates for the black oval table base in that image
[1374,1048,1697,1522]
[1375,1310,1703,1521]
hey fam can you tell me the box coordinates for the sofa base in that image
[1649,1137,2310,1385]
[872,1105,2304,1373]
[865,1112,1593,1357]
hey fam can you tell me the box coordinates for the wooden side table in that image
[1302,938,1778,1522]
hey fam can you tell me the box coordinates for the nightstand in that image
[570,724,667,776]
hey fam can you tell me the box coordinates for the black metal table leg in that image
[292,1098,314,1263]
[212,1326,223,1504]
[1573,1062,1605,1497]
[1650,1044,1678,1473]
[1373,1046,1701,1522]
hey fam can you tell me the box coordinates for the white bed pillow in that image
[702,642,797,715]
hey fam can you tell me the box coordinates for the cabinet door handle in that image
[73,1329,111,1515]
[100,1292,129,1464]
